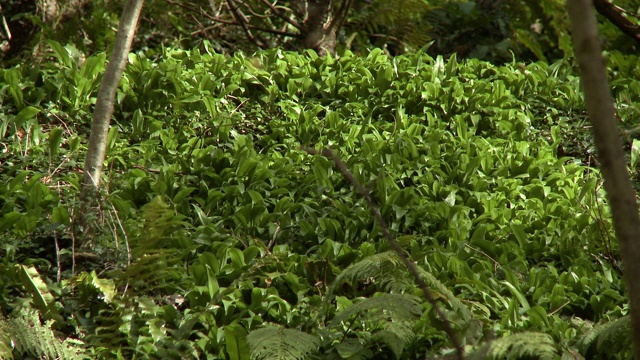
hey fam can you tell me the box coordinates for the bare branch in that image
[329,0,354,35]
[259,0,302,29]
[195,22,300,38]
[225,0,267,49]
[303,146,465,360]
[593,0,640,46]
[165,0,300,40]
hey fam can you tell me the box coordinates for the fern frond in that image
[354,0,433,50]
[325,251,412,300]
[4,305,88,360]
[325,251,475,324]
[576,316,632,357]
[120,196,192,294]
[331,293,421,326]
[484,332,558,360]
[135,196,188,252]
[120,250,185,293]
[327,338,374,360]
[247,325,319,360]
[371,324,415,358]
[330,293,421,358]
[0,317,12,359]
[418,267,473,322]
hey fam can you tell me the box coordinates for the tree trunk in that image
[78,0,144,244]
[82,0,144,190]
[566,1,640,358]
[303,0,337,56]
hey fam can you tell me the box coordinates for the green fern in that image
[330,293,422,358]
[247,325,320,360]
[478,332,558,360]
[418,267,473,322]
[134,195,188,252]
[120,196,191,294]
[331,293,421,326]
[0,318,12,359]
[323,338,375,360]
[324,251,474,322]
[2,305,88,360]
[325,251,412,300]
[246,293,421,359]
[576,316,632,358]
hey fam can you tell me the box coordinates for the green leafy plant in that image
[248,325,319,360]
[0,304,88,360]
[1,44,639,358]
[469,331,559,360]
[576,316,633,359]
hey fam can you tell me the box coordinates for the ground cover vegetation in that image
[2,34,640,358]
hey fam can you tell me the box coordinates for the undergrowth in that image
[1,43,639,359]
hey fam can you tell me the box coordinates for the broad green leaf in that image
[510,223,528,248]
[199,252,220,273]
[501,280,530,311]
[80,53,107,78]
[0,211,21,232]
[47,40,72,68]
[174,187,196,204]
[107,126,119,151]
[17,265,62,322]
[47,127,64,159]
[12,106,40,128]
[470,225,487,243]
[445,190,456,206]
[632,139,640,169]
[225,324,250,360]
[206,265,220,299]
[51,205,70,226]
[526,305,549,327]
[247,190,264,205]
[192,204,210,226]
[238,158,258,178]
[227,248,245,268]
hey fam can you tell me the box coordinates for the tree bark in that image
[566,1,640,358]
[82,0,144,190]
[303,0,336,56]
[78,0,144,245]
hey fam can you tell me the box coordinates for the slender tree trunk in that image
[566,1,640,358]
[82,0,144,190]
[78,0,144,244]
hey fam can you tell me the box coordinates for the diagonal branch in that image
[259,0,302,29]
[225,0,268,49]
[164,0,300,38]
[328,0,354,35]
[592,0,640,46]
[303,146,464,360]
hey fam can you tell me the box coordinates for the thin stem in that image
[303,146,464,360]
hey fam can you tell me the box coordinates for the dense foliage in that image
[2,0,639,65]
[1,41,640,358]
